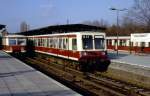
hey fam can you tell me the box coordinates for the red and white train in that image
[2,35,26,52]
[28,32,108,61]
[2,24,110,72]
[106,33,150,53]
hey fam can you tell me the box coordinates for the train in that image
[2,24,111,72]
[2,35,26,52]
[106,33,150,53]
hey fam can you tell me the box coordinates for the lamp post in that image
[110,8,127,56]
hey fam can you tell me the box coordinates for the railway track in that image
[11,53,150,96]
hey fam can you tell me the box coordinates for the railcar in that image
[106,33,150,53]
[2,35,26,52]
[28,31,110,72]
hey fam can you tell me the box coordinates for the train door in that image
[114,39,117,51]
[141,42,145,52]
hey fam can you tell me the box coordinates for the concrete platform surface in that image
[0,51,81,96]
[108,50,150,78]
[108,50,150,68]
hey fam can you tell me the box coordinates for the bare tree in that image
[127,0,150,31]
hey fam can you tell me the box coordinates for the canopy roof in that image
[16,24,106,36]
[0,24,6,30]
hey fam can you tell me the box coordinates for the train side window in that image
[49,38,53,48]
[141,42,145,47]
[72,38,77,50]
[55,38,58,48]
[38,38,41,46]
[123,40,126,46]
[66,38,68,50]
[119,40,122,46]
[18,39,26,45]
[42,38,44,47]
[44,38,47,47]
[119,40,126,46]
[53,38,56,48]
[149,42,150,47]
[63,38,67,49]
[34,38,38,46]
[47,38,49,47]
[59,38,62,49]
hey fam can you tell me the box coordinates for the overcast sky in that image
[0,0,134,33]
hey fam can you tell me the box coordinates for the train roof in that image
[3,34,26,38]
[16,24,106,36]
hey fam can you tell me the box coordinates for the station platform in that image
[105,50,150,88]
[108,50,150,68]
[0,51,81,96]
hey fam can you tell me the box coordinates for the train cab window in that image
[72,38,77,50]
[9,39,17,45]
[82,35,93,49]
[94,35,104,49]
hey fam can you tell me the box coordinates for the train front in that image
[78,33,110,72]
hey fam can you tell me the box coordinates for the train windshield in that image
[82,35,93,49]
[9,39,17,45]
[94,35,105,49]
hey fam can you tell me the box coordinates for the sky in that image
[0,0,134,33]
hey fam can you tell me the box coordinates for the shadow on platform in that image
[0,89,77,96]
[0,55,12,59]
[0,69,36,78]
[108,52,129,59]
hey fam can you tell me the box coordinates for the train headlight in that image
[82,51,87,56]
[101,52,105,55]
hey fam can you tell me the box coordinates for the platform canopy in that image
[0,24,6,30]
[16,24,106,36]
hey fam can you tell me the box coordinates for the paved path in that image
[108,50,150,68]
[0,51,81,96]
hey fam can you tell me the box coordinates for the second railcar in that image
[2,35,26,53]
